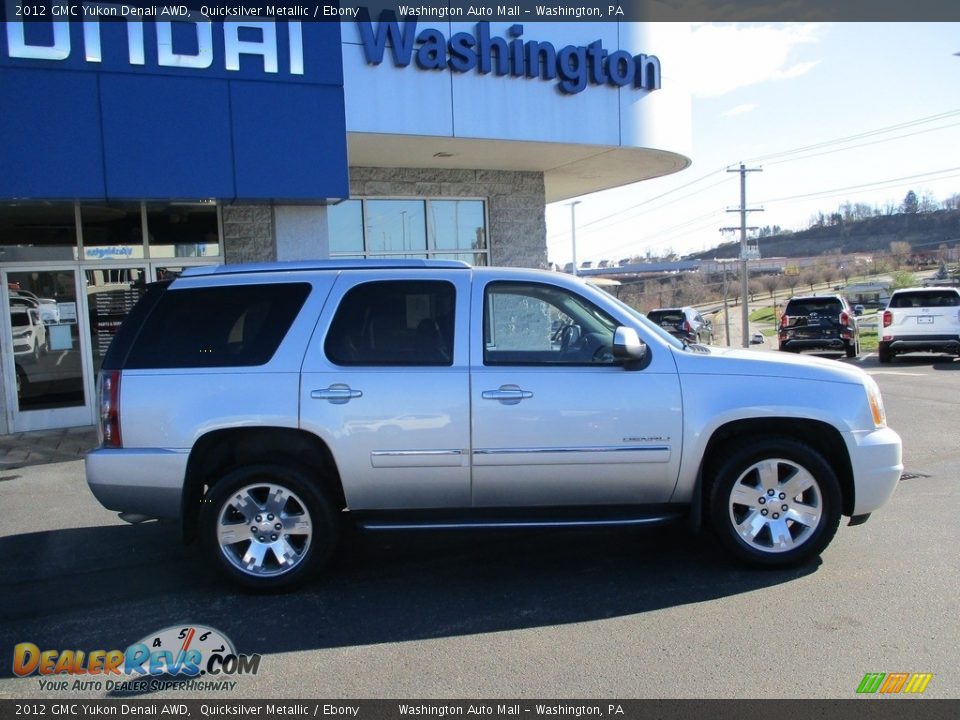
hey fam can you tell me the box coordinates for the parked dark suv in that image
[779,295,860,358]
[646,307,713,345]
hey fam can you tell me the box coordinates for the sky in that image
[544,22,960,267]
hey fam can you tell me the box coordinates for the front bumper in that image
[846,426,903,516]
[85,448,189,520]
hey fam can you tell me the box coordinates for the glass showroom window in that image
[329,199,488,265]
[79,202,221,262]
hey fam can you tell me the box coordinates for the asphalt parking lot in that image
[0,351,957,700]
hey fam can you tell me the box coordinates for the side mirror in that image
[613,326,647,368]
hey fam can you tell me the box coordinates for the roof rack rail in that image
[182,259,471,277]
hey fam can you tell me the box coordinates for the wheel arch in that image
[696,417,855,524]
[181,426,345,543]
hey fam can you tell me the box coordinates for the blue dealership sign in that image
[0,20,348,202]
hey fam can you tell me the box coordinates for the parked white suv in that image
[86,260,902,590]
[879,286,960,363]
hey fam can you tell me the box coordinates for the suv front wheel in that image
[200,464,339,591]
[708,438,841,567]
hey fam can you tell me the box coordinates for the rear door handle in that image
[311,384,363,404]
[482,385,533,405]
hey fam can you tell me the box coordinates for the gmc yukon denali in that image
[86,260,903,590]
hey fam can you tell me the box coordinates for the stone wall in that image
[222,205,275,264]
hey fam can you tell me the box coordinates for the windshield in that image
[11,312,30,328]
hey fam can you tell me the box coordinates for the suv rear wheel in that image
[200,464,339,591]
[845,337,859,358]
[708,437,841,567]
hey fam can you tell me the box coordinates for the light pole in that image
[568,201,581,276]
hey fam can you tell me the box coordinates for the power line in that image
[549,108,960,234]
[745,108,960,163]
[757,166,960,205]
[763,121,960,168]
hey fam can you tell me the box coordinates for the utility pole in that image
[726,163,763,347]
[568,201,581,276]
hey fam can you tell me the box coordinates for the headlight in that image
[864,376,887,429]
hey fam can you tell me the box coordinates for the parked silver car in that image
[86,261,902,590]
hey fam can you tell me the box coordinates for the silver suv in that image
[86,260,903,590]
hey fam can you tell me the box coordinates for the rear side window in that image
[325,280,455,366]
[889,290,960,308]
[647,310,684,325]
[785,299,843,315]
[124,283,311,369]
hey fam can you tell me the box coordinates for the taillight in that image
[98,370,122,448]
[780,314,789,328]
[683,320,693,334]
[840,311,849,326]
[883,310,892,328]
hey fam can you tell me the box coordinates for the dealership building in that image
[0,16,691,434]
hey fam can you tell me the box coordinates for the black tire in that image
[845,338,859,358]
[707,437,842,568]
[15,364,27,396]
[200,464,339,591]
[878,344,893,364]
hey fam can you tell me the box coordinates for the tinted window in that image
[647,310,684,325]
[124,283,310,369]
[325,281,455,366]
[889,290,960,308]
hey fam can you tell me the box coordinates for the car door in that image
[469,277,684,508]
[300,270,472,510]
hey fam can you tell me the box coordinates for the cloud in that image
[722,103,758,117]
[684,23,822,98]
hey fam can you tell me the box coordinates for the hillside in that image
[689,209,960,260]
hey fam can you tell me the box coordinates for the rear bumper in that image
[85,448,189,519]
[846,427,903,516]
[882,335,960,352]
[780,337,847,350]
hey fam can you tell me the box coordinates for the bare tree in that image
[890,241,912,269]
[918,191,939,213]
[785,272,800,295]
[801,268,822,292]
[760,275,781,303]
[821,265,837,287]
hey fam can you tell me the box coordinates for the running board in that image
[352,506,686,532]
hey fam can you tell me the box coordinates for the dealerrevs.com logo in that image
[13,625,260,693]
[856,672,934,695]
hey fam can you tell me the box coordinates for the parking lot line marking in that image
[867,370,929,377]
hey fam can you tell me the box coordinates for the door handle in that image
[311,384,363,404]
[482,385,533,404]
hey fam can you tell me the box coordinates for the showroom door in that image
[2,267,94,432]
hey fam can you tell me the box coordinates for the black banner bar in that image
[3,0,960,23]
[1,700,959,720]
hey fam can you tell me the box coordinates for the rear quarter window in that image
[123,283,311,369]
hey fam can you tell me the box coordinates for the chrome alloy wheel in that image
[727,458,823,553]
[215,483,313,577]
